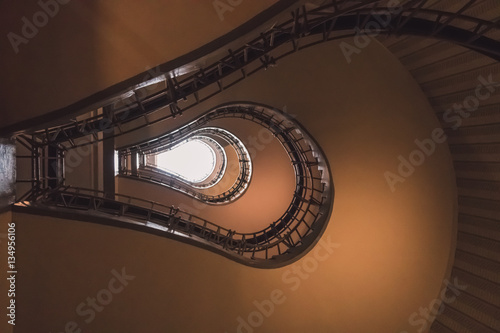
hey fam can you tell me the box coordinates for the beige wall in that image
[117,118,296,233]
[11,40,457,332]
[0,0,279,130]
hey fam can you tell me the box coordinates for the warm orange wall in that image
[11,40,457,333]
[0,0,279,130]
[117,118,296,233]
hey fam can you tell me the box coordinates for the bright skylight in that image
[155,139,216,183]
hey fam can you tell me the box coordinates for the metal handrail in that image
[30,1,500,147]
[20,103,333,268]
[118,126,252,204]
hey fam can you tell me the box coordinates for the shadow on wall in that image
[7,22,457,333]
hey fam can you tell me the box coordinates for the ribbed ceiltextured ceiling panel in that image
[381,0,500,331]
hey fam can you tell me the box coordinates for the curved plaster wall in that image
[117,117,296,233]
[0,0,281,130]
[12,39,457,333]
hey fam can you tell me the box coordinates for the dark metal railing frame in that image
[29,0,500,148]
[16,103,334,268]
[16,0,496,266]
[118,126,252,204]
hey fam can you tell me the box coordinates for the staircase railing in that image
[17,103,334,268]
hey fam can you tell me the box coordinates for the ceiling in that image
[0,0,498,332]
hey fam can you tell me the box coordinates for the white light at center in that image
[155,139,216,183]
